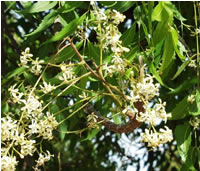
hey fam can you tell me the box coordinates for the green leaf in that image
[88,41,100,65]
[152,2,174,45]
[160,32,175,73]
[148,61,174,90]
[170,27,186,61]
[100,1,117,7]
[55,41,83,63]
[152,2,173,22]
[175,122,191,162]
[152,2,163,21]
[189,90,200,116]
[175,123,196,170]
[120,22,136,46]
[170,96,189,120]
[172,3,186,21]
[168,78,197,94]
[103,53,113,64]
[65,1,88,9]
[2,67,26,84]
[57,113,68,141]
[42,13,86,46]
[108,1,135,13]
[26,10,58,37]
[4,1,16,13]
[19,1,58,13]
[82,128,100,141]
[153,20,168,45]
[23,72,37,85]
[126,46,139,62]
[141,21,151,45]
[171,60,190,80]
[113,115,122,124]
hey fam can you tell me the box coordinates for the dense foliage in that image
[1,1,200,171]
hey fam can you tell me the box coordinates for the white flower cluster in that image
[1,83,58,170]
[19,47,44,75]
[1,155,18,171]
[141,126,173,148]
[188,59,197,68]
[34,151,54,170]
[91,3,129,74]
[126,73,173,148]
[87,112,99,129]
[136,99,171,125]
[58,63,76,82]
[189,117,200,130]
[128,74,160,104]
[40,81,56,94]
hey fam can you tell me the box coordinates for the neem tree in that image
[1,1,200,170]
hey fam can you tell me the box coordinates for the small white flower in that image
[28,119,40,134]
[87,112,99,128]
[8,84,24,104]
[189,117,200,129]
[40,81,56,94]
[19,47,33,66]
[159,126,173,143]
[59,64,75,81]
[35,151,54,168]
[187,94,195,103]
[112,9,126,25]
[188,59,197,68]
[79,92,88,99]
[21,95,42,115]
[30,57,44,75]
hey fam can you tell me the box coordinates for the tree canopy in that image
[1,1,200,171]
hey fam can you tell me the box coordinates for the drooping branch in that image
[84,101,144,133]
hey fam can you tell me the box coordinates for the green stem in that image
[194,2,200,88]
[58,96,96,125]
[42,72,91,111]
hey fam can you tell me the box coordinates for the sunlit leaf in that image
[19,1,57,13]
[100,1,117,7]
[175,122,196,170]
[113,115,122,124]
[108,1,135,12]
[175,122,191,162]
[170,26,186,61]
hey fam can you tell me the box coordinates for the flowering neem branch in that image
[68,38,144,133]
